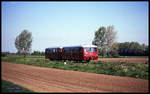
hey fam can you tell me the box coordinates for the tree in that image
[110,42,119,57]
[118,42,149,56]
[105,25,117,56]
[92,26,107,56]
[92,25,117,57]
[145,45,149,56]
[15,30,32,57]
[31,51,45,56]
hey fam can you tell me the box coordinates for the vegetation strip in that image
[2,80,34,92]
[2,56,149,79]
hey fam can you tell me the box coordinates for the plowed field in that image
[2,62,148,92]
[98,58,148,63]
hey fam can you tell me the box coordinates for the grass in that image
[26,55,45,58]
[2,80,34,93]
[2,56,149,79]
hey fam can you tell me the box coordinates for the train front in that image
[83,45,98,61]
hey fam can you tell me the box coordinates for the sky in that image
[2,1,149,53]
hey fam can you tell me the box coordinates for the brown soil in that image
[2,62,148,93]
[97,58,148,63]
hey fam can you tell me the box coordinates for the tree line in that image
[118,42,149,56]
[13,27,148,57]
[92,25,149,57]
[2,51,45,57]
[31,51,45,56]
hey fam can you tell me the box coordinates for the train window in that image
[75,48,79,53]
[55,49,57,53]
[57,49,59,52]
[63,49,65,53]
[70,48,73,53]
[74,48,77,53]
[62,49,64,52]
[90,48,97,52]
[65,49,67,53]
[79,48,82,53]
[93,48,97,52]
[90,48,92,52]
[64,49,67,53]
[73,48,75,53]
[87,48,90,52]
[84,48,86,52]
[46,50,48,53]
[63,48,69,53]
[53,49,55,53]
[68,48,71,53]
[56,49,57,53]
[84,47,97,52]
[72,48,74,53]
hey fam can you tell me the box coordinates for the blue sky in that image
[2,1,149,53]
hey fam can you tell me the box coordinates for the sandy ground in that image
[2,62,148,93]
[97,58,148,63]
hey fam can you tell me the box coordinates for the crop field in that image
[2,62,148,92]
[99,56,148,58]
[97,58,148,63]
[2,55,149,79]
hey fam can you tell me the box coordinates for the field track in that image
[2,62,148,92]
[97,58,148,63]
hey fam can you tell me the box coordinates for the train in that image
[45,45,98,62]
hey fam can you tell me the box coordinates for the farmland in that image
[98,58,148,63]
[2,62,148,92]
[2,55,149,79]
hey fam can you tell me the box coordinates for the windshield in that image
[84,47,97,52]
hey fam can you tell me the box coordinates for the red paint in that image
[45,45,98,62]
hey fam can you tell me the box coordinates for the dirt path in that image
[97,58,148,63]
[2,62,148,92]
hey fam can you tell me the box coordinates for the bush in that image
[2,53,6,57]
[112,53,119,58]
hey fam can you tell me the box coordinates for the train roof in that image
[46,47,62,50]
[46,45,97,49]
[63,45,97,48]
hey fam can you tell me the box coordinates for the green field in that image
[2,80,33,93]
[2,56,149,79]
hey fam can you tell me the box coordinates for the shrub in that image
[112,53,119,58]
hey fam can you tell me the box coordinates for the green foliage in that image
[2,56,149,79]
[31,51,45,56]
[2,53,6,57]
[2,80,33,93]
[92,26,148,56]
[112,53,119,58]
[15,30,32,56]
[92,25,117,56]
[118,42,149,56]
[92,26,107,56]
[1,52,10,57]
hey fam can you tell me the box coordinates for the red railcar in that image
[45,47,62,60]
[45,45,98,62]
